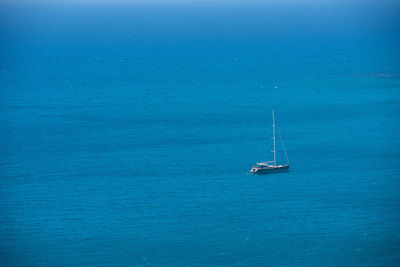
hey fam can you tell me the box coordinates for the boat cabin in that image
[254,162,275,168]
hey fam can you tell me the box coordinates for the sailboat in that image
[250,109,289,174]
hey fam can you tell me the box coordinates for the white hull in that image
[251,165,289,174]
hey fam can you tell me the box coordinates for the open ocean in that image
[1,1,400,266]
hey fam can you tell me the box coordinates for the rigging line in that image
[276,122,289,164]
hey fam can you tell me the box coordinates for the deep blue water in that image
[1,1,400,266]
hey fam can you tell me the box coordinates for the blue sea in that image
[1,1,400,266]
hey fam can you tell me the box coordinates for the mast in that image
[272,109,276,166]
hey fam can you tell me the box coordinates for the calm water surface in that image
[1,1,400,266]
